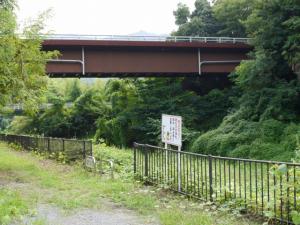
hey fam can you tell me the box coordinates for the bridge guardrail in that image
[41,34,251,44]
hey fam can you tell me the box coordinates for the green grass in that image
[0,188,29,225]
[160,210,213,225]
[159,209,258,225]
[0,142,259,225]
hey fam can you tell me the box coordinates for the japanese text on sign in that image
[162,114,182,146]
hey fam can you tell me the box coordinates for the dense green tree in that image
[173,0,219,36]
[173,0,256,37]
[70,87,108,138]
[65,79,82,102]
[173,3,190,26]
[46,80,66,104]
[213,0,255,37]
[192,0,300,160]
[93,78,236,148]
[133,78,238,147]
[0,2,57,114]
[132,78,201,146]
[245,0,300,74]
[192,0,219,35]
[36,97,71,137]
[0,0,15,10]
[282,14,300,68]
[95,79,138,147]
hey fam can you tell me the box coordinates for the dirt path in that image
[19,203,157,225]
[3,179,158,225]
[0,145,159,225]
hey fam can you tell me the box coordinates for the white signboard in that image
[162,114,182,147]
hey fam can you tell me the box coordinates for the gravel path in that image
[20,203,158,225]
[1,170,159,224]
[3,180,159,225]
[0,147,159,225]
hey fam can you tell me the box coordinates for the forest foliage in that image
[0,0,57,114]
[191,0,300,161]
[1,0,300,161]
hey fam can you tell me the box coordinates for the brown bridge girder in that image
[43,39,252,78]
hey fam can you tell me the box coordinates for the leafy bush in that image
[6,116,34,135]
[93,143,133,178]
[192,118,300,161]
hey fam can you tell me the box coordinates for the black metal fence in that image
[133,143,300,224]
[0,134,92,161]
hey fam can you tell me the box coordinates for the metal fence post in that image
[83,141,86,159]
[144,146,148,177]
[62,139,65,152]
[133,144,137,174]
[178,145,181,192]
[208,155,213,201]
[165,143,168,181]
[47,138,50,153]
[35,137,38,150]
[89,141,92,156]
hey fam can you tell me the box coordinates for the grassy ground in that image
[0,142,260,225]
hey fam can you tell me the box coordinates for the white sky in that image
[17,0,196,35]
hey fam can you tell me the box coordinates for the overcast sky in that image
[17,0,196,35]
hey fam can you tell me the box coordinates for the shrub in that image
[192,117,300,161]
[93,144,133,179]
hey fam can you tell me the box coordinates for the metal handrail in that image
[133,142,300,224]
[133,142,300,166]
[41,34,251,44]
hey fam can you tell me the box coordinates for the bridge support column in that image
[81,47,85,75]
[198,48,201,75]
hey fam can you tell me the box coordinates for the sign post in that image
[161,114,182,192]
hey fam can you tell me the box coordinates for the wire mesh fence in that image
[133,143,300,224]
[0,134,92,161]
